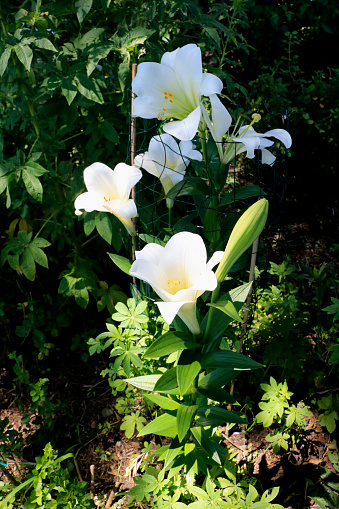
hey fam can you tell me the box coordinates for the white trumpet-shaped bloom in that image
[134,134,202,208]
[132,44,223,141]
[129,232,223,334]
[231,126,292,165]
[74,162,142,234]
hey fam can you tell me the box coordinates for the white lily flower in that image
[132,44,224,141]
[74,162,142,235]
[129,232,223,334]
[231,126,292,165]
[134,134,202,208]
[201,93,232,160]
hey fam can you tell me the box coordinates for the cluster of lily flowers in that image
[74,44,291,334]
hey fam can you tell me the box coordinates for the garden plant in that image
[0,1,338,508]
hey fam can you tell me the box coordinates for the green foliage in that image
[317,395,339,434]
[1,231,50,281]
[255,377,312,453]
[120,411,146,439]
[0,443,94,509]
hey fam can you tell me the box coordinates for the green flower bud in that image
[215,198,268,282]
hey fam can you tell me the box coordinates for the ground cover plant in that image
[1,1,338,508]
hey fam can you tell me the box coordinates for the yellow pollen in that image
[168,93,173,97]
[164,92,168,95]
[168,279,181,294]
[169,99,173,103]
[103,197,110,202]
[163,107,166,111]
[165,96,168,99]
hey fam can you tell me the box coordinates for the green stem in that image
[203,283,221,343]
[34,212,57,238]
[168,206,172,227]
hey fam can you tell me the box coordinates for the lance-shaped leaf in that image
[145,331,198,359]
[14,43,33,71]
[194,382,236,404]
[108,254,131,275]
[177,404,198,442]
[154,367,179,394]
[165,177,210,199]
[220,185,266,206]
[0,47,12,77]
[125,374,161,392]
[177,361,201,396]
[190,427,226,465]
[138,413,178,438]
[202,351,262,370]
[146,394,180,411]
[196,406,247,427]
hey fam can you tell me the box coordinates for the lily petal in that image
[201,72,223,96]
[74,191,107,215]
[163,104,202,141]
[261,148,276,166]
[129,231,221,334]
[261,129,292,148]
[74,161,141,235]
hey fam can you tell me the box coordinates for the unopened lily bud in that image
[215,198,268,282]
[252,113,261,123]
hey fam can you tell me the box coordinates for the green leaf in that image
[14,44,33,71]
[204,205,220,243]
[118,61,130,95]
[108,253,131,275]
[154,367,179,393]
[190,427,225,465]
[208,299,242,322]
[83,212,96,236]
[95,212,112,244]
[33,37,57,52]
[145,331,198,359]
[177,361,201,396]
[86,43,112,76]
[20,248,36,281]
[22,169,43,202]
[75,73,103,103]
[146,394,180,411]
[78,28,105,48]
[102,120,119,143]
[202,351,262,371]
[28,246,48,268]
[229,282,253,303]
[0,47,12,77]
[177,404,198,442]
[186,485,210,500]
[196,406,247,427]
[125,374,161,391]
[75,0,93,24]
[31,237,51,249]
[61,77,78,105]
[24,161,48,177]
[138,234,165,246]
[138,413,177,438]
[220,185,266,206]
[195,382,236,404]
[121,412,146,439]
[166,177,210,199]
[124,27,155,48]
